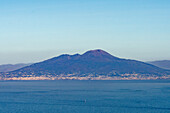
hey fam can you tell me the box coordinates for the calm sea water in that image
[0,80,169,113]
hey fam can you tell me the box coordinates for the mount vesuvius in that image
[1,49,170,80]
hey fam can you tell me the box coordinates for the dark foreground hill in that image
[2,49,170,80]
[148,60,170,70]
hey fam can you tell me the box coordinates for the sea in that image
[0,80,169,113]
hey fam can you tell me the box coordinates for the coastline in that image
[1,76,169,80]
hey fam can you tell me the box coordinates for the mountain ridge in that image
[148,60,170,70]
[1,49,170,80]
[0,63,32,72]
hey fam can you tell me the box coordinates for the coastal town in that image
[1,73,169,80]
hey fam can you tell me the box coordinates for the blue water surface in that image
[0,80,169,113]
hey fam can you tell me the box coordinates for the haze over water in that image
[0,80,169,113]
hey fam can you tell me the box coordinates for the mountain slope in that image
[5,49,169,78]
[148,60,170,70]
[0,63,32,72]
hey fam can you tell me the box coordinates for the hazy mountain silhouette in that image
[148,60,170,70]
[0,63,32,72]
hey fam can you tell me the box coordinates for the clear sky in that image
[0,0,170,64]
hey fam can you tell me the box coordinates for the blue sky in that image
[0,0,170,64]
